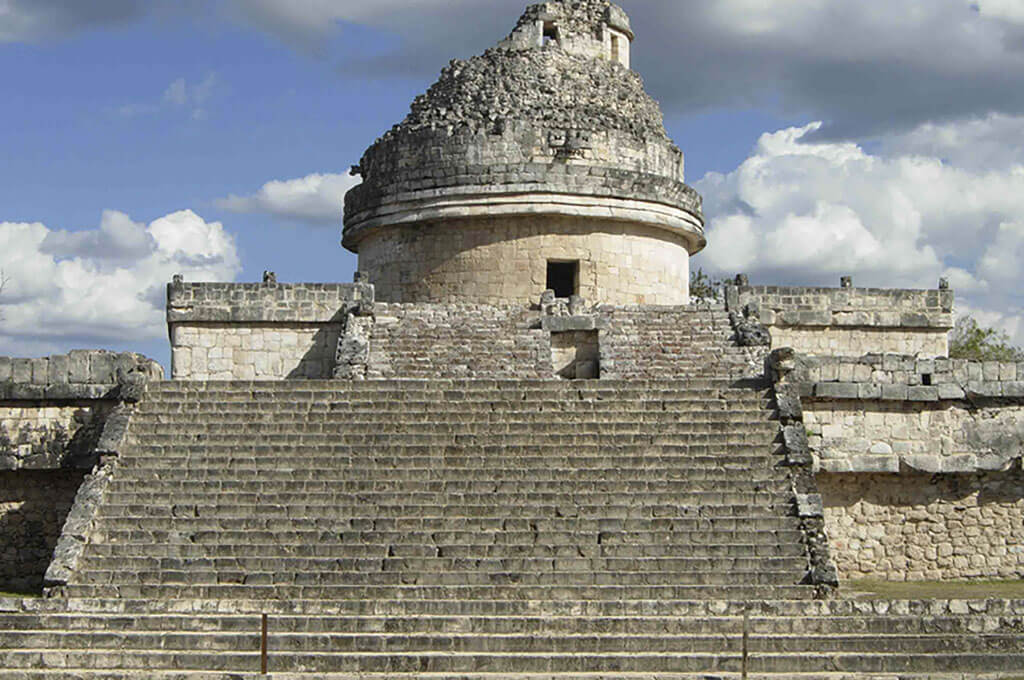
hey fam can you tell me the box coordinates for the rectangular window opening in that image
[543,21,559,46]
[611,35,620,62]
[547,260,578,299]
[922,373,933,386]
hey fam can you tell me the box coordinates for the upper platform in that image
[342,0,705,255]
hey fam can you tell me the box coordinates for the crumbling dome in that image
[343,0,705,305]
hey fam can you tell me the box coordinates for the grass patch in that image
[845,579,1024,599]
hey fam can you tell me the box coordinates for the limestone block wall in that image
[726,282,953,357]
[0,470,85,593]
[820,472,1024,581]
[0,404,109,471]
[800,354,1024,474]
[771,350,1024,582]
[357,216,692,306]
[168,281,371,380]
[0,350,160,593]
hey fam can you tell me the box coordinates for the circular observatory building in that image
[343,0,705,306]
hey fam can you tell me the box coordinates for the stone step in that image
[87,517,800,536]
[4,649,1024,673]
[1,612,1015,636]
[94,503,787,520]
[76,554,807,573]
[106,474,785,489]
[115,452,783,470]
[78,545,807,561]
[3,630,1022,655]
[60,584,816,601]
[99,488,790,506]
[84,531,805,552]
[129,434,775,446]
[15,597,1023,617]
[94,499,791,519]
[73,568,805,588]
[134,423,780,436]
[3,673,1021,680]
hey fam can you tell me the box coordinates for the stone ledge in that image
[725,283,953,331]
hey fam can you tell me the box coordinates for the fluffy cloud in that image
[217,172,360,226]
[695,119,1024,345]
[0,209,240,354]
[0,0,144,42]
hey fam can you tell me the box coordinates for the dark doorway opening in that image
[547,261,578,298]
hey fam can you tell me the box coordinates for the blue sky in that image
[3,0,1024,369]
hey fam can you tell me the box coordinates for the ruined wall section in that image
[0,351,160,471]
[0,350,160,593]
[167,281,372,380]
[769,349,1024,582]
[727,282,953,357]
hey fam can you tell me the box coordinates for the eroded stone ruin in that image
[2,1,1024,676]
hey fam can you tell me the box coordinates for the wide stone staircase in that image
[2,380,1024,677]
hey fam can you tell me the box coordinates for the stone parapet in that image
[167,281,373,324]
[727,281,954,357]
[797,353,1024,402]
[0,351,162,401]
[0,351,162,471]
[768,350,1024,476]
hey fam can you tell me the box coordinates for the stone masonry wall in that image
[168,281,371,380]
[0,404,111,471]
[770,349,1024,582]
[772,326,949,358]
[0,350,159,593]
[358,216,692,306]
[800,354,1024,474]
[170,324,343,381]
[0,470,85,593]
[726,282,953,357]
[0,351,158,470]
[820,472,1024,582]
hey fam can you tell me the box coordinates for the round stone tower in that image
[343,0,705,305]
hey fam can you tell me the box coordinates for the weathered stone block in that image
[906,386,939,402]
[937,383,966,401]
[67,352,91,384]
[941,455,978,473]
[858,383,882,400]
[903,454,942,473]
[967,381,1002,398]
[1003,382,1024,398]
[30,358,49,385]
[0,357,11,383]
[816,382,859,399]
[796,494,824,518]
[849,455,899,473]
[47,355,70,385]
[881,384,909,401]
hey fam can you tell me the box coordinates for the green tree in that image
[689,268,721,302]
[949,314,1024,361]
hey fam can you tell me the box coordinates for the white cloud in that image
[695,119,1024,346]
[0,209,240,354]
[120,74,218,120]
[217,172,360,226]
[974,0,1024,24]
